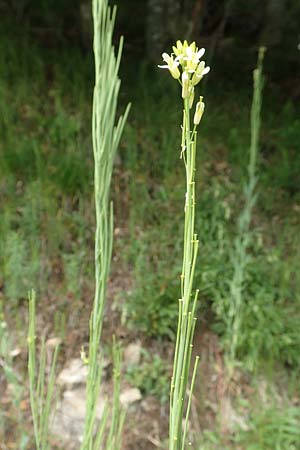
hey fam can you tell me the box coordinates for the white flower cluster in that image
[158,40,210,124]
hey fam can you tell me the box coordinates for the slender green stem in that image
[27,289,60,450]
[170,89,202,450]
[28,290,40,450]
[182,356,200,449]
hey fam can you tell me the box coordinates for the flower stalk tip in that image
[158,40,210,126]
[159,39,211,450]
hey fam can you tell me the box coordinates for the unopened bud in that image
[80,346,89,364]
[193,97,205,125]
[189,87,195,109]
[170,65,180,79]
[182,71,189,99]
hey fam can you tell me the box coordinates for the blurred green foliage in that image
[125,349,170,403]
[1,15,299,370]
[200,405,300,450]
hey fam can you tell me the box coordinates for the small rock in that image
[46,337,62,349]
[124,341,142,366]
[63,388,105,420]
[120,387,142,406]
[51,387,105,448]
[9,347,21,358]
[57,359,88,389]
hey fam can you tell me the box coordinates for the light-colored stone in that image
[63,388,105,420]
[120,387,142,406]
[51,387,106,449]
[53,356,111,448]
[57,359,88,388]
[124,341,142,366]
[9,347,21,358]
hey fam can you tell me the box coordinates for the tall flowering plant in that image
[159,40,210,450]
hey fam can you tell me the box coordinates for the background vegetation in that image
[0,0,299,449]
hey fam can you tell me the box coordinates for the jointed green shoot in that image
[80,0,130,448]
[159,40,210,450]
[227,47,265,370]
[27,1,129,449]
[28,290,59,450]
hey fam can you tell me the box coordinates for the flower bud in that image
[189,87,195,109]
[170,64,180,79]
[193,97,205,125]
[172,40,183,57]
[182,71,189,99]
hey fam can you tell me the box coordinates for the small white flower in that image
[158,53,180,79]
[192,62,210,85]
[159,40,210,85]
[196,48,205,60]
[182,45,206,73]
